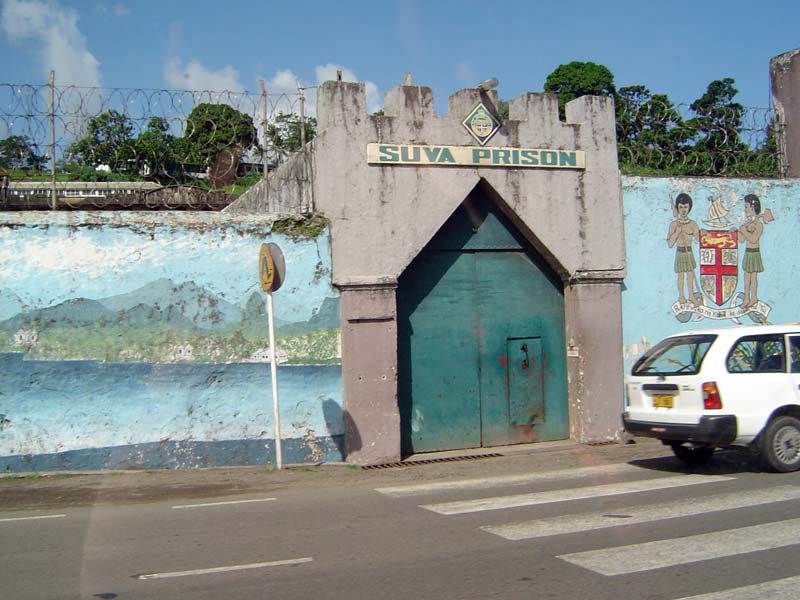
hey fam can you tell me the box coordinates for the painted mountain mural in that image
[0,279,340,365]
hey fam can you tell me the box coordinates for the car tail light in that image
[703,382,722,409]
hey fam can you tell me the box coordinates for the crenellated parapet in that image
[311,77,627,461]
[312,77,623,287]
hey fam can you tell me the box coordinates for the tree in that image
[681,78,747,175]
[0,135,46,170]
[266,112,316,165]
[68,110,137,174]
[182,103,258,167]
[544,61,616,120]
[616,85,689,172]
[134,117,177,180]
[687,78,745,152]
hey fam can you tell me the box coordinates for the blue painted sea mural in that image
[0,213,343,471]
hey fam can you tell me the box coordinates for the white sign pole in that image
[266,289,282,470]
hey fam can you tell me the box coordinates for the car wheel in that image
[760,416,800,472]
[669,442,715,464]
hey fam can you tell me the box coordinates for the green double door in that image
[397,193,568,454]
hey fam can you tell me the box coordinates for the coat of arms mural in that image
[667,192,773,323]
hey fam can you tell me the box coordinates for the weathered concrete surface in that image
[771,48,800,177]
[225,150,313,214]
[305,80,625,463]
[315,82,624,284]
[340,284,400,464]
[565,281,625,443]
[227,78,626,463]
[0,211,343,471]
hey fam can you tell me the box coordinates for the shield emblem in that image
[699,230,738,306]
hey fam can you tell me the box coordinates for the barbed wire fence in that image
[0,75,315,210]
[615,100,782,178]
[0,76,786,211]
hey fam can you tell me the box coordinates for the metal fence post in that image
[295,79,310,212]
[49,71,57,210]
[260,80,271,212]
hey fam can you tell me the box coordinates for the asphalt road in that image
[3,440,800,599]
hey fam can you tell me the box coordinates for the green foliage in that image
[687,78,744,150]
[616,85,690,173]
[544,62,778,177]
[60,163,143,182]
[183,103,258,166]
[267,112,316,165]
[67,110,137,174]
[544,61,616,120]
[134,117,178,179]
[271,215,328,239]
[0,135,46,170]
[495,99,509,122]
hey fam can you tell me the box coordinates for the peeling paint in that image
[0,212,344,470]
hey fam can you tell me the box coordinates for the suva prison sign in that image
[367,144,585,169]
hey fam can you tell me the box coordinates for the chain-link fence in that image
[0,80,785,211]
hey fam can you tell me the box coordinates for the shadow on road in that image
[629,447,765,476]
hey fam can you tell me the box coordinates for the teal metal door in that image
[397,192,568,454]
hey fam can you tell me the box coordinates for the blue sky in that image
[1,0,798,115]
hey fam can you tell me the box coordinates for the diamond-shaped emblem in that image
[462,102,500,146]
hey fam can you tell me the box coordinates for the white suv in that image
[623,324,800,472]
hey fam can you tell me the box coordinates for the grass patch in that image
[271,215,328,239]
[2,472,43,481]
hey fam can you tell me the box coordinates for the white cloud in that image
[1,0,102,87]
[163,57,245,92]
[259,69,305,116]
[257,64,383,117]
[95,2,129,16]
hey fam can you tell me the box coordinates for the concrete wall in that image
[0,212,343,471]
[771,48,800,177]
[621,176,800,371]
[273,80,627,463]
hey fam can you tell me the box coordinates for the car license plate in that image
[653,394,674,408]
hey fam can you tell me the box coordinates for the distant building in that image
[13,328,38,347]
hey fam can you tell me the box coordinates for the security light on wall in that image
[477,78,499,91]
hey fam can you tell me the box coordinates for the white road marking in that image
[0,514,66,523]
[375,463,645,497]
[137,557,313,580]
[172,498,276,509]
[421,474,733,515]
[674,575,800,599]
[483,485,800,540]
[558,517,800,576]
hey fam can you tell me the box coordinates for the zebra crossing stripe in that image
[558,517,800,576]
[375,463,643,497]
[421,474,733,515]
[482,485,800,540]
[673,575,800,599]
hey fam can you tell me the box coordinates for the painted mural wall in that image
[622,176,800,371]
[0,212,343,471]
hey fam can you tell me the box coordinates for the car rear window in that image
[632,334,717,376]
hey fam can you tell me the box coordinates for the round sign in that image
[259,243,285,292]
[267,242,285,292]
[259,243,274,292]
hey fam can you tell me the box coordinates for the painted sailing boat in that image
[703,197,733,228]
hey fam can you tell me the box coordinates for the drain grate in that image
[362,452,504,470]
